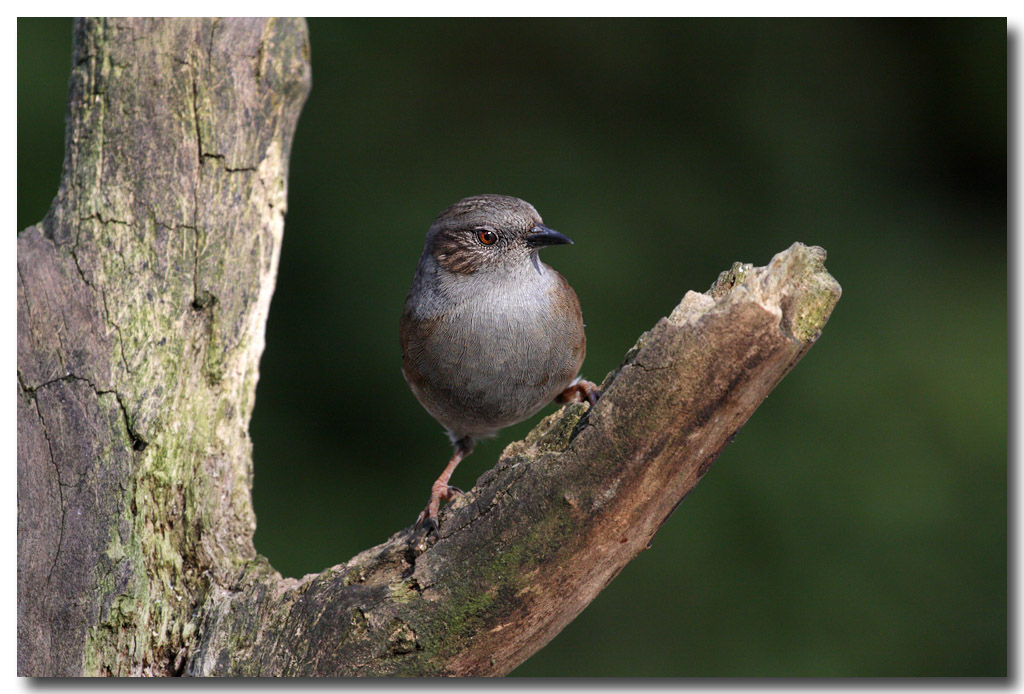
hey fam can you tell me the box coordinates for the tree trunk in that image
[17,17,841,677]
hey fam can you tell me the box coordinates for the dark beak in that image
[526,224,574,248]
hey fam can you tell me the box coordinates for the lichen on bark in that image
[18,18,311,676]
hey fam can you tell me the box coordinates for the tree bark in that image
[17,17,311,676]
[17,18,841,677]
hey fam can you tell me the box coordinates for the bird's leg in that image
[555,378,602,407]
[416,437,474,533]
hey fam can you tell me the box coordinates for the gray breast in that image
[402,266,585,440]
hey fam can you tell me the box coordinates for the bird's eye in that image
[477,229,498,245]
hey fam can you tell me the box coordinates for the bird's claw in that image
[415,485,464,535]
[415,512,439,536]
[556,379,602,407]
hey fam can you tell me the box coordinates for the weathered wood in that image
[18,18,311,676]
[17,17,841,677]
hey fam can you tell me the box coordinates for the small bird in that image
[401,194,600,532]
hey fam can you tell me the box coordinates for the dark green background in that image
[18,18,1006,676]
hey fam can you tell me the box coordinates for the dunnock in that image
[401,194,599,532]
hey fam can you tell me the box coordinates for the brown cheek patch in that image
[433,231,479,275]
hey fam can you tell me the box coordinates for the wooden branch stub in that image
[187,242,841,677]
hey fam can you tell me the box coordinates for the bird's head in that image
[425,194,573,276]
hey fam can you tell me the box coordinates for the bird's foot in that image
[414,512,438,536]
[555,379,602,407]
[414,483,463,534]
